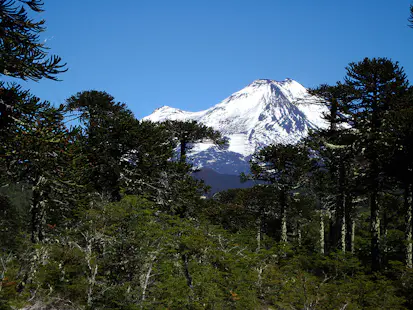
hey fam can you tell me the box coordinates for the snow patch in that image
[143,79,329,174]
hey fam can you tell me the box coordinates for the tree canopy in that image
[2,3,413,308]
[0,0,66,81]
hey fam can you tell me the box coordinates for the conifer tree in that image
[0,86,75,243]
[341,57,409,271]
[251,144,308,243]
[384,86,413,268]
[308,83,357,253]
[66,90,139,201]
[65,91,195,208]
[0,0,66,81]
[0,0,67,199]
[163,120,227,163]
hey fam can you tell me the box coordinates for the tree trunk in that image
[370,90,381,272]
[256,216,261,252]
[345,195,353,253]
[141,254,157,302]
[328,216,335,254]
[85,236,97,308]
[338,160,346,253]
[371,190,381,271]
[180,139,187,163]
[405,183,412,268]
[382,206,389,256]
[316,196,325,254]
[182,253,193,290]
[351,220,356,254]
[319,210,325,255]
[256,265,264,298]
[31,176,47,243]
[330,98,338,132]
[280,190,287,243]
[340,203,346,253]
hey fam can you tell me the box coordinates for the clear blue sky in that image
[12,0,413,119]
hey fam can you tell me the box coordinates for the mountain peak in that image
[249,78,295,87]
[249,79,273,85]
[154,105,171,111]
[144,78,329,174]
[147,105,189,122]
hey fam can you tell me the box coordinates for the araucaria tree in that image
[1,0,67,159]
[1,87,74,243]
[384,86,413,268]
[163,120,227,163]
[0,0,68,245]
[251,144,308,243]
[307,84,357,254]
[0,0,66,81]
[340,58,409,271]
[65,90,141,202]
[3,2,413,306]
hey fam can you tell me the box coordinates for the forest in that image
[1,1,413,309]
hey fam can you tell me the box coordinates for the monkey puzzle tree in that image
[1,0,67,201]
[340,57,409,271]
[0,85,75,243]
[251,144,309,243]
[0,0,66,81]
[384,86,413,268]
[163,120,228,163]
[1,0,67,161]
[308,83,357,253]
[65,90,141,202]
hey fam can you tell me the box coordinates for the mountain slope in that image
[144,78,328,174]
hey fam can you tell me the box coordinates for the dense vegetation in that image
[1,1,413,309]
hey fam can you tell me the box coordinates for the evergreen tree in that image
[65,91,202,214]
[251,144,309,243]
[120,120,175,196]
[163,120,227,163]
[0,0,66,160]
[308,83,357,253]
[0,0,66,81]
[384,86,413,268]
[65,90,140,201]
[212,186,277,251]
[2,8,413,304]
[0,85,77,244]
[341,57,409,271]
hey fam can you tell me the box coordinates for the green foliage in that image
[0,0,66,81]
[65,90,141,201]
[260,253,405,309]
[1,38,413,309]
[163,119,228,163]
[0,184,31,251]
[251,143,309,188]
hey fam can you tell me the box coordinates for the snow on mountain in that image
[143,78,329,175]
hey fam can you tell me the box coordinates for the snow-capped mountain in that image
[143,78,329,175]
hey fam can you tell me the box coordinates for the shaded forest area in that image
[1,1,413,309]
